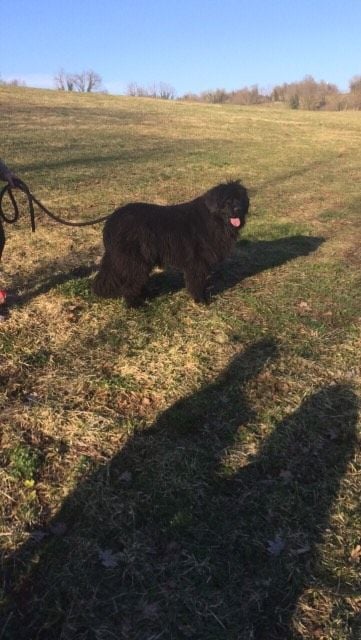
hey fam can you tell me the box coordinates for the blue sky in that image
[1,0,360,95]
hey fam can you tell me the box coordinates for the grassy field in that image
[0,86,360,639]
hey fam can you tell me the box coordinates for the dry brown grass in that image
[0,86,360,639]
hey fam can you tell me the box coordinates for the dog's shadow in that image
[146,235,325,302]
[8,235,324,309]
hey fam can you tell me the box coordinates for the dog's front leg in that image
[184,267,210,304]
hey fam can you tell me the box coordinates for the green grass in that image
[0,86,360,639]
[7,444,42,481]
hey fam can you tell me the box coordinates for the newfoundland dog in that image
[93,180,249,306]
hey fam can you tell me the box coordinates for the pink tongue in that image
[230,217,241,227]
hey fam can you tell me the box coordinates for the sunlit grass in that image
[0,86,360,639]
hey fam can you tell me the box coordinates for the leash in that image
[0,179,112,304]
[0,181,111,230]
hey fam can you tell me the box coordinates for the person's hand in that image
[0,161,24,188]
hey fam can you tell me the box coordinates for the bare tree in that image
[348,75,361,109]
[349,75,361,93]
[271,76,339,110]
[72,70,102,92]
[85,70,102,92]
[54,69,76,92]
[158,82,176,100]
[126,81,175,100]
[201,88,229,104]
[9,79,26,87]
[126,82,140,96]
[54,69,67,91]
[66,75,75,92]
[54,69,103,93]
[126,82,150,97]
[72,72,87,92]
[230,85,268,105]
[0,76,26,87]
[179,92,201,102]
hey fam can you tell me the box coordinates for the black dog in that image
[93,180,249,306]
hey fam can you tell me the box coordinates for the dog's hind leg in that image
[118,259,152,308]
[93,252,122,298]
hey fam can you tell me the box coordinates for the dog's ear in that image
[204,188,222,213]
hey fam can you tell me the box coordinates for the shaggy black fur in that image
[93,180,249,306]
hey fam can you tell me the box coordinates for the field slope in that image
[0,87,360,639]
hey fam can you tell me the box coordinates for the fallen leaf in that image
[119,471,132,483]
[24,479,35,489]
[279,469,293,483]
[24,393,40,405]
[298,301,312,311]
[327,427,339,440]
[267,534,286,556]
[349,544,361,563]
[30,530,48,542]
[291,544,311,555]
[98,548,121,568]
[49,522,67,536]
[142,602,159,619]
[177,624,197,637]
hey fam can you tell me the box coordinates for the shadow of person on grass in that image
[2,338,358,640]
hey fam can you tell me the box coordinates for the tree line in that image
[124,74,361,110]
[181,75,361,110]
[2,70,361,110]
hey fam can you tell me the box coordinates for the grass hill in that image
[1,86,360,639]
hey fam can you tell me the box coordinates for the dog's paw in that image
[193,292,210,305]
[124,297,145,309]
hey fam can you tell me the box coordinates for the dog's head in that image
[204,180,249,229]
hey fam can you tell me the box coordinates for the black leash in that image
[0,181,111,230]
